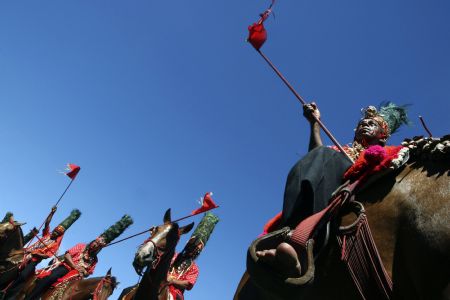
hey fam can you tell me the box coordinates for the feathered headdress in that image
[95,215,134,245]
[181,212,219,259]
[359,102,410,138]
[52,209,81,235]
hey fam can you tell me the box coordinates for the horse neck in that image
[355,161,449,276]
[135,248,176,300]
[63,277,105,300]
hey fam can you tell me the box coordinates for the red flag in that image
[247,1,275,50]
[66,164,80,180]
[191,192,218,215]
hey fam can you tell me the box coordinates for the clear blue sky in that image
[1,1,449,299]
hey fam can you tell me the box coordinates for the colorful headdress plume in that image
[53,209,81,234]
[96,215,134,245]
[184,212,219,258]
[359,102,410,138]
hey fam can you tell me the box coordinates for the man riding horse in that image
[23,215,133,300]
[4,208,81,298]
[255,102,409,278]
[167,212,219,300]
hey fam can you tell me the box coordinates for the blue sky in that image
[1,1,449,299]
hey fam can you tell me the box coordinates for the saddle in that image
[247,172,399,299]
[247,180,358,298]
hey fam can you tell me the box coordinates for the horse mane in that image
[402,135,450,163]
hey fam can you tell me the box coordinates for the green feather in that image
[379,101,410,135]
[191,212,219,246]
[100,215,134,244]
[57,209,81,230]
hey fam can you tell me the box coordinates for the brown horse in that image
[119,209,194,300]
[12,268,117,300]
[0,223,25,289]
[235,137,450,300]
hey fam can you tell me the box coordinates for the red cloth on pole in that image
[248,22,267,50]
[247,1,275,50]
[66,164,80,180]
[191,192,218,215]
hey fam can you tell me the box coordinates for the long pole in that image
[25,179,76,248]
[104,227,154,247]
[256,49,354,164]
[54,179,74,207]
[105,206,220,247]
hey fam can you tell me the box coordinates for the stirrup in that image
[246,227,316,298]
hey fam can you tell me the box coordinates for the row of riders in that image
[0,205,219,300]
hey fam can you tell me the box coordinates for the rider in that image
[24,215,133,300]
[4,208,81,299]
[256,102,409,276]
[167,212,219,300]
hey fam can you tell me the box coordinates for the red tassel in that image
[247,1,275,50]
[341,235,347,260]
[248,22,267,50]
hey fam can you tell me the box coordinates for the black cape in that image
[281,146,352,228]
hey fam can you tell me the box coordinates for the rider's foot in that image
[256,242,301,277]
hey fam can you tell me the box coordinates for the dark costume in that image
[274,103,409,230]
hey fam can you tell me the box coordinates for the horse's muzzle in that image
[133,242,156,275]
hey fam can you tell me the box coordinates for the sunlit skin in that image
[354,118,386,146]
[62,239,104,277]
[256,103,385,277]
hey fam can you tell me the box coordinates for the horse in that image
[235,136,450,300]
[119,209,194,300]
[12,268,117,300]
[0,222,25,289]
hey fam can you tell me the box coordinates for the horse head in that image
[132,209,194,275]
[92,268,118,300]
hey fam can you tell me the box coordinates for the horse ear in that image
[106,268,112,277]
[179,222,194,235]
[163,209,172,224]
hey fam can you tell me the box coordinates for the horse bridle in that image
[142,238,171,271]
[92,276,114,300]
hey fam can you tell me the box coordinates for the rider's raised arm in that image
[303,103,323,151]
[43,206,57,236]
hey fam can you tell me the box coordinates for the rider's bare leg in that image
[256,242,301,277]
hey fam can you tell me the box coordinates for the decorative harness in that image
[92,276,113,300]
[287,144,409,300]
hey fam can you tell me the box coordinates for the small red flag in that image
[191,192,218,215]
[66,164,81,180]
[247,1,275,50]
